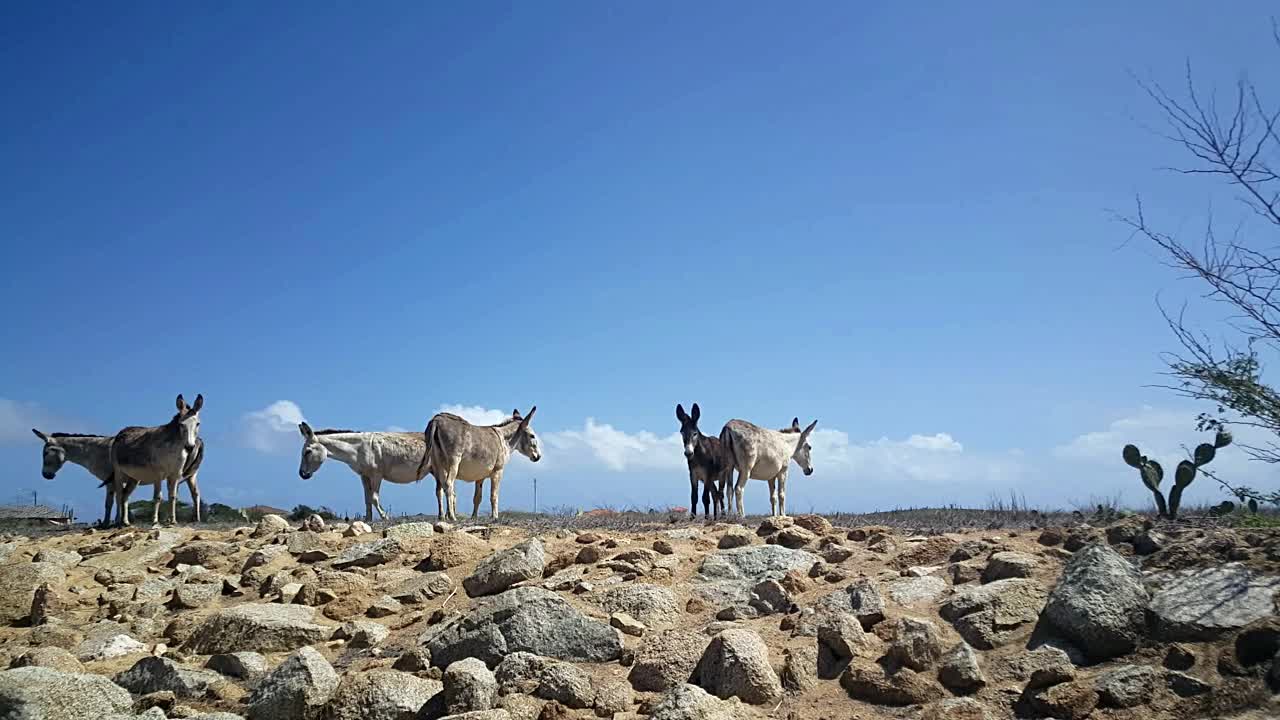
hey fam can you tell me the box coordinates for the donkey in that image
[297,422,435,523]
[719,417,818,518]
[110,394,204,526]
[418,407,541,522]
[33,429,203,527]
[675,403,730,518]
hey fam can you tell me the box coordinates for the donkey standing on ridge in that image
[110,394,205,526]
[720,416,818,518]
[33,429,202,527]
[297,423,435,523]
[675,403,729,518]
[418,407,541,522]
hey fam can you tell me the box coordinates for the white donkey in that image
[298,422,435,523]
[719,417,817,518]
[418,407,541,521]
[33,429,201,527]
[111,394,204,526]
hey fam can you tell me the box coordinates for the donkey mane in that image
[50,432,105,438]
[779,427,801,434]
[436,413,521,428]
[316,428,359,435]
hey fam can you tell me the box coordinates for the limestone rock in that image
[0,666,133,719]
[628,630,708,692]
[185,604,333,654]
[1043,544,1148,660]
[692,629,781,704]
[246,646,338,720]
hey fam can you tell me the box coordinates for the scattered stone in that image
[0,666,133,719]
[1148,563,1280,640]
[420,587,621,668]
[774,527,816,549]
[323,669,440,720]
[185,604,333,654]
[366,596,403,618]
[335,620,389,647]
[393,647,432,673]
[0,562,65,625]
[780,645,818,693]
[115,656,222,698]
[77,633,147,662]
[345,521,373,536]
[982,551,1038,582]
[839,660,944,706]
[1026,680,1098,720]
[303,514,325,533]
[10,647,83,674]
[887,617,944,671]
[747,579,793,615]
[1024,646,1075,689]
[32,549,81,570]
[206,652,268,679]
[388,572,453,604]
[1038,528,1066,546]
[593,679,633,716]
[610,613,645,637]
[629,630,708,692]
[334,538,402,569]
[693,629,781,704]
[535,662,594,709]
[817,612,870,674]
[1095,664,1159,708]
[921,697,992,720]
[463,539,546,597]
[495,651,551,695]
[445,657,498,714]
[173,582,221,609]
[595,583,678,627]
[1166,670,1213,697]
[421,532,491,571]
[940,578,1045,649]
[246,646,338,720]
[1043,544,1148,660]
[937,642,985,691]
[886,576,947,606]
[252,515,290,539]
[648,683,740,720]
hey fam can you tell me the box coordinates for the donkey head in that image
[510,406,542,462]
[298,422,326,479]
[173,394,204,451]
[676,403,702,458]
[32,429,64,480]
[784,417,819,476]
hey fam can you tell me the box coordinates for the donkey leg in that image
[471,479,484,518]
[360,475,374,523]
[768,477,778,517]
[370,477,389,521]
[187,473,201,523]
[701,478,713,518]
[102,485,114,528]
[777,470,788,518]
[151,480,163,526]
[488,470,503,519]
[735,465,750,518]
[435,479,446,520]
[689,470,699,519]
[167,476,180,525]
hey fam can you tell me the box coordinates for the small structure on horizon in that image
[0,504,73,528]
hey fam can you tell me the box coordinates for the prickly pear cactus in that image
[1122,443,1168,517]
[1122,430,1232,519]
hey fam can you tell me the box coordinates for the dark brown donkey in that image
[676,403,730,518]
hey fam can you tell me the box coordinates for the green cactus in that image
[1122,430,1232,519]
[1248,498,1259,514]
[1209,500,1236,517]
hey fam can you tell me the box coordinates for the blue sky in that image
[3,2,1279,520]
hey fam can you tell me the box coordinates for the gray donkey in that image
[418,407,541,521]
[111,394,204,526]
[675,403,729,518]
[720,417,817,518]
[32,428,202,527]
[297,422,436,523]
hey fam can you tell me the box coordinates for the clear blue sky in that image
[3,2,1278,520]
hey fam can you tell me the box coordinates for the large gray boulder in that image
[0,667,133,720]
[247,646,339,720]
[691,545,819,606]
[463,539,545,597]
[322,669,441,720]
[693,629,782,704]
[940,578,1046,649]
[814,578,886,629]
[1147,564,1280,640]
[334,538,402,569]
[444,658,498,714]
[420,587,621,668]
[0,562,65,625]
[1043,544,1148,660]
[185,604,334,654]
[388,572,453,605]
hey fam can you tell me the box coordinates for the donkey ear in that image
[791,417,801,431]
[299,422,314,439]
[32,428,50,443]
[176,394,187,411]
[799,419,818,441]
[676,404,689,423]
[190,394,204,413]
[691,403,701,423]
[521,406,537,426]
[512,409,522,421]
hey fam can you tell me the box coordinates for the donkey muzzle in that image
[803,468,814,476]
[41,471,55,480]
[299,471,313,480]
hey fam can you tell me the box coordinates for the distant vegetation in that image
[126,500,244,523]
[288,504,338,522]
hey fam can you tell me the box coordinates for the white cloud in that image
[0,398,56,445]
[435,404,515,426]
[545,419,684,472]
[241,400,306,454]
[808,428,1020,488]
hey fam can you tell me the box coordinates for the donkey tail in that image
[98,472,113,489]
[416,417,436,481]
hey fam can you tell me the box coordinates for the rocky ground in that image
[0,512,1276,720]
